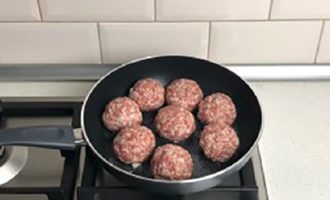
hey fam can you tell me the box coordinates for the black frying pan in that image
[0,56,262,195]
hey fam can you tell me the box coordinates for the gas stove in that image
[0,97,268,200]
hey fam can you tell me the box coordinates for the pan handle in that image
[0,126,78,150]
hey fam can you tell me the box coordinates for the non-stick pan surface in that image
[82,56,262,189]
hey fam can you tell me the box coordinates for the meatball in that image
[151,144,193,180]
[154,105,196,143]
[129,78,165,111]
[199,122,239,162]
[102,97,142,132]
[113,125,156,165]
[198,92,236,125]
[166,78,203,111]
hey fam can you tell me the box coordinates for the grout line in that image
[0,19,328,24]
[96,23,104,64]
[154,0,157,21]
[314,20,326,63]
[207,22,212,59]
[36,0,44,21]
[268,0,274,20]
[268,18,323,22]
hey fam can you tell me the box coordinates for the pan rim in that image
[80,55,264,184]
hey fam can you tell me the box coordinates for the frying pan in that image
[0,55,262,194]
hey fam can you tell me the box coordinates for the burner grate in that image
[77,148,259,200]
[0,100,82,200]
[0,149,80,200]
[0,146,4,159]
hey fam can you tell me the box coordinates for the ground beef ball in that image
[113,125,156,165]
[154,105,196,143]
[129,78,165,111]
[198,92,236,125]
[166,78,203,111]
[200,122,239,162]
[102,97,142,132]
[151,144,193,180]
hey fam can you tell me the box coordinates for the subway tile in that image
[156,0,270,21]
[271,0,330,19]
[99,23,209,63]
[39,0,154,21]
[317,21,330,63]
[209,21,322,64]
[0,23,101,64]
[0,0,40,21]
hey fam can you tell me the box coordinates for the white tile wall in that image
[271,0,330,19]
[209,21,322,64]
[0,0,40,21]
[156,0,270,21]
[0,0,329,64]
[39,0,154,21]
[99,23,209,63]
[0,23,101,64]
[317,21,330,63]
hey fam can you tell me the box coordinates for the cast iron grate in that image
[0,100,82,200]
[77,142,259,200]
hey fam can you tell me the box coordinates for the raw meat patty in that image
[198,92,236,125]
[166,78,203,111]
[199,122,239,162]
[102,97,142,132]
[113,125,156,165]
[151,144,193,180]
[129,78,165,111]
[154,105,196,143]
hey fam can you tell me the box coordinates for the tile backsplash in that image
[0,0,329,64]
[0,0,40,21]
[209,21,322,64]
[39,0,154,21]
[156,0,270,21]
[100,23,209,63]
[0,23,100,63]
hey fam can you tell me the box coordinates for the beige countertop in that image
[0,81,329,200]
[252,82,330,200]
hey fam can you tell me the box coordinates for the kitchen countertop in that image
[252,81,330,200]
[0,80,329,200]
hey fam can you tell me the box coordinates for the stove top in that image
[0,98,268,200]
